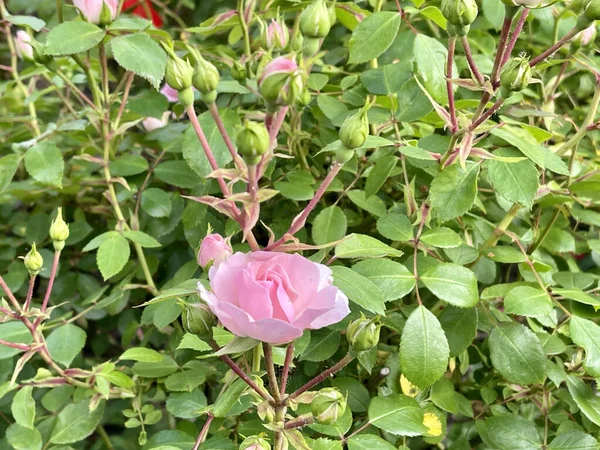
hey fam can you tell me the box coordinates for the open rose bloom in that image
[198,251,350,344]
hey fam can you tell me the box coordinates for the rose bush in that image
[1,0,600,449]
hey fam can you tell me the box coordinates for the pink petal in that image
[239,269,273,320]
[252,318,303,344]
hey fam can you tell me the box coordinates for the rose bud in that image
[236,121,270,165]
[584,0,600,20]
[162,44,195,100]
[441,0,478,27]
[239,435,271,450]
[198,234,233,268]
[15,31,34,61]
[328,1,337,26]
[339,103,370,150]
[258,57,304,106]
[73,0,118,25]
[500,55,532,95]
[289,28,304,53]
[346,315,381,353]
[24,242,43,276]
[299,0,331,39]
[266,18,289,51]
[49,208,70,251]
[311,388,347,425]
[143,112,170,133]
[191,51,220,99]
[231,61,247,83]
[572,24,597,50]
[180,301,216,340]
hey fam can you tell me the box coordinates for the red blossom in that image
[122,0,163,28]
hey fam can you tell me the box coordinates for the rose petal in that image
[239,269,273,320]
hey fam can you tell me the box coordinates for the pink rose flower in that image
[198,234,233,268]
[160,83,180,103]
[198,251,350,344]
[266,20,289,50]
[142,112,170,132]
[258,56,298,85]
[73,0,118,24]
[15,31,33,60]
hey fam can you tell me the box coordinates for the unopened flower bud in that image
[328,1,337,26]
[299,0,331,38]
[49,208,70,251]
[163,46,194,91]
[311,388,346,425]
[236,121,270,165]
[584,0,600,19]
[192,53,220,95]
[239,435,271,450]
[298,89,312,106]
[231,61,247,83]
[289,29,304,53]
[266,19,289,51]
[303,36,322,57]
[346,315,381,352]
[180,301,216,339]
[258,57,304,106]
[143,112,170,132]
[441,0,478,27]
[24,243,43,276]
[500,55,532,95]
[73,0,118,24]
[339,103,370,150]
[99,1,117,25]
[446,23,471,37]
[572,24,597,50]
[501,0,553,7]
[198,234,232,268]
[15,31,33,61]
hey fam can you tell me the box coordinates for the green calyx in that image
[441,0,478,27]
[24,242,44,276]
[236,121,270,165]
[339,101,370,150]
[500,55,532,93]
[311,387,347,425]
[49,207,70,251]
[346,315,381,353]
[179,301,216,340]
[299,0,331,38]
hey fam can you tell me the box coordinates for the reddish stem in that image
[0,274,22,313]
[279,343,294,397]
[470,97,505,130]
[284,414,314,429]
[40,251,60,314]
[447,37,458,133]
[265,162,343,251]
[192,414,214,450]
[207,102,245,171]
[461,36,485,86]
[501,9,530,67]
[491,15,514,85]
[23,275,36,312]
[0,340,30,351]
[529,28,578,67]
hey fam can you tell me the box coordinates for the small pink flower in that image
[15,31,33,60]
[266,20,289,50]
[160,83,180,103]
[198,234,233,269]
[198,251,350,344]
[142,112,170,132]
[258,56,298,85]
[73,0,118,24]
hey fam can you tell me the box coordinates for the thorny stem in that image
[23,275,36,312]
[208,102,245,171]
[557,80,600,156]
[461,36,485,86]
[265,162,343,251]
[209,339,274,403]
[469,96,505,130]
[40,251,60,315]
[192,414,214,450]
[478,203,522,255]
[529,27,578,67]
[72,54,102,108]
[286,354,354,402]
[528,208,560,255]
[113,71,134,131]
[55,70,97,109]
[0,274,23,313]
[501,8,530,66]
[263,343,281,402]
[280,343,294,397]
[447,37,458,133]
[491,14,514,86]
[284,414,314,429]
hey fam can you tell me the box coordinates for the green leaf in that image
[504,286,553,318]
[397,145,437,160]
[109,154,149,177]
[312,206,347,245]
[413,34,451,104]
[567,375,600,426]
[24,142,64,188]
[154,160,198,189]
[439,306,478,356]
[368,394,428,436]
[122,230,161,248]
[142,279,200,306]
[5,14,46,31]
[430,163,479,222]
[166,389,207,419]
[421,263,479,307]
[97,233,130,280]
[331,266,386,314]
[347,190,387,217]
[214,337,258,356]
[485,246,526,263]
[348,435,396,450]
[45,21,106,55]
[376,213,413,242]
[353,259,415,302]
[6,423,42,450]
[335,234,403,259]
[274,180,314,201]
[365,156,397,198]
[119,347,163,362]
[0,154,22,194]
[360,64,412,95]
[420,227,463,248]
[12,386,35,429]
[212,378,248,418]
[482,0,505,29]
[182,110,237,177]
[331,377,371,413]
[111,34,167,89]
[141,188,172,218]
[177,333,211,352]
[46,324,86,368]
[400,305,450,388]
[489,323,546,385]
[50,400,105,444]
[301,329,341,362]
[478,415,542,450]
[570,316,600,377]
[0,322,32,360]
[487,152,539,209]
[552,287,600,308]
[548,431,599,450]
[348,12,402,64]
[132,355,178,378]
[165,361,209,392]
